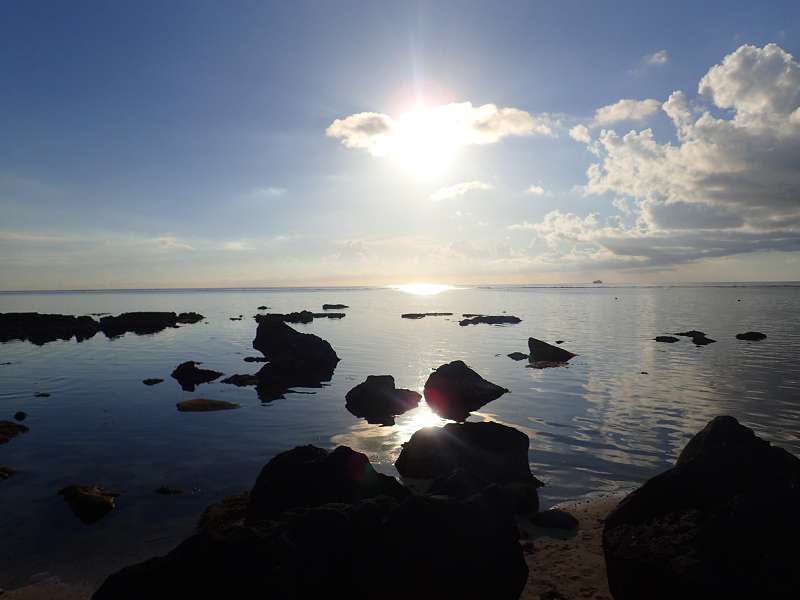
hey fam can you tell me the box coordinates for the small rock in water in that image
[142,378,163,386]
[176,399,240,412]
[655,336,679,343]
[171,361,223,392]
[424,360,509,421]
[673,330,716,345]
[13,411,27,421]
[736,331,767,341]
[34,392,50,397]
[345,375,421,425]
[554,340,564,344]
[229,316,243,321]
[322,303,348,310]
[59,485,119,524]
[459,315,521,326]
[257,306,269,310]
[641,371,649,375]
[507,352,529,361]
[401,312,453,319]
[155,486,184,495]
[528,337,576,363]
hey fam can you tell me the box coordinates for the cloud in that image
[250,186,287,198]
[526,184,545,196]
[512,43,800,270]
[569,124,591,143]
[222,241,249,251]
[644,49,669,66]
[152,235,193,251]
[327,101,556,158]
[592,98,661,125]
[430,180,492,201]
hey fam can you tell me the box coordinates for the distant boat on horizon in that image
[593,279,603,284]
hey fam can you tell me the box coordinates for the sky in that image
[1,0,799,290]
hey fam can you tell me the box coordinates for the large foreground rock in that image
[253,315,339,373]
[528,337,576,363]
[423,360,508,421]
[0,312,100,345]
[93,445,528,600]
[345,375,421,425]
[603,416,800,600]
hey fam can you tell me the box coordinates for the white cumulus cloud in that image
[593,98,662,125]
[430,180,492,202]
[526,185,545,196]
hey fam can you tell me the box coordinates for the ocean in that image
[1,283,798,586]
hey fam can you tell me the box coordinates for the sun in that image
[390,106,461,178]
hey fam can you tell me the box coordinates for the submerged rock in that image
[459,315,521,326]
[655,335,679,343]
[13,411,27,421]
[345,375,421,425]
[59,485,119,524]
[603,415,800,600]
[0,312,100,345]
[176,399,240,412]
[0,420,29,444]
[99,312,204,337]
[528,337,576,363]
[736,331,767,341]
[322,303,348,310]
[142,378,163,386]
[423,360,508,421]
[507,352,529,361]
[401,312,453,319]
[170,361,223,392]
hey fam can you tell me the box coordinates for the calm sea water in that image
[1,284,799,587]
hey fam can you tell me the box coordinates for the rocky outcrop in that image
[59,485,119,524]
[736,331,767,341]
[0,312,100,345]
[171,361,223,392]
[0,420,29,444]
[312,312,345,319]
[322,303,348,310]
[459,315,521,326]
[252,315,339,373]
[99,312,204,337]
[176,399,240,412]
[603,416,800,600]
[93,446,528,600]
[655,335,679,343]
[528,337,576,363]
[345,375,421,425]
[401,312,453,319]
[673,330,716,345]
[423,360,508,421]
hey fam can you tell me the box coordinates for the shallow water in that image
[1,284,799,587]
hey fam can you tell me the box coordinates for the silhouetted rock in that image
[13,411,27,421]
[459,315,521,326]
[252,315,339,374]
[603,416,800,600]
[257,305,269,310]
[246,445,408,523]
[345,375,421,425]
[34,392,50,397]
[99,312,204,337]
[229,316,242,321]
[0,312,100,345]
[0,420,29,445]
[655,335,679,343]
[59,485,119,524]
[0,466,16,480]
[507,352,529,361]
[401,312,453,319]
[242,356,268,363]
[423,360,508,420]
[155,486,184,495]
[555,340,564,344]
[170,361,223,391]
[673,330,716,345]
[528,337,576,363]
[262,310,314,324]
[142,378,163,386]
[176,399,240,412]
[312,312,345,319]
[322,304,348,310]
[531,508,579,529]
[220,373,259,387]
[736,331,767,341]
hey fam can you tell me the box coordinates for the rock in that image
[252,315,339,374]
[423,360,508,421]
[242,356,268,363]
[170,361,223,392]
[99,312,204,337]
[229,316,242,321]
[262,310,314,324]
[673,330,716,345]
[593,279,602,284]
[257,305,269,310]
[220,373,259,387]
[311,312,345,319]
[13,411,27,421]
[0,420,29,445]
[155,486,184,495]
[59,485,118,524]
[395,421,543,499]
[401,312,453,319]
[0,312,100,345]
[655,335,679,343]
[527,361,568,369]
[673,329,705,338]
[322,304,348,310]
[142,378,163,386]
[176,399,240,412]
[34,392,50,397]
[528,337,576,363]
[736,331,767,341]
[345,375,421,425]
[0,466,16,480]
[507,352,529,361]
[603,416,800,600]
[554,340,564,344]
[531,508,579,529]
[0,361,11,365]
[459,315,522,326]
[246,445,408,523]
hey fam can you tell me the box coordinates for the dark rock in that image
[155,486,184,495]
[99,312,204,337]
[531,508,579,529]
[176,399,240,412]
[345,375,421,425]
[673,330,716,345]
[229,316,243,321]
[246,445,408,523]
[555,340,564,344]
[311,312,346,319]
[507,352,529,361]
[528,337,576,363]
[252,315,339,374]
[0,361,11,365]
[220,373,259,387]
[261,310,314,324]
[423,360,508,421]
[401,312,453,319]
[34,392,50,397]
[603,416,800,600]
[59,485,119,524]
[0,312,100,345]
[322,304,348,310]
[736,331,767,341]
[655,335,679,343]
[242,356,268,363]
[462,313,483,317]
[459,315,522,326]
[13,411,27,421]
[170,361,223,392]
[177,312,204,324]
[0,420,29,444]
[428,467,489,499]
[142,378,163,386]
[0,466,16,480]
[691,334,716,345]
[257,306,269,310]
[593,279,602,284]
[527,360,568,369]
[395,421,543,496]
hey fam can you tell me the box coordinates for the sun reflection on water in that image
[391,283,455,296]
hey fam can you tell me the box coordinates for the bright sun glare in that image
[393,283,454,296]
[391,106,460,177]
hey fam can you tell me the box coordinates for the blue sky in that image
[1,0,799,289]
